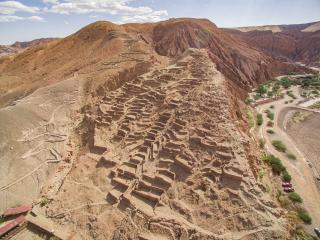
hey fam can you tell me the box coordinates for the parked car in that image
[314,228,320,237]
[283,187,294,193]
[282,182,292,187]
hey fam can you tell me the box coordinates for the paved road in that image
[256,86,320,235]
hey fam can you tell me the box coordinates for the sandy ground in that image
[0,77,80,212]
[256,85,320,235]
[285,111,320,185]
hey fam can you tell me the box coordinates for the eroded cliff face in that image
[227,23,320,68]
[152,19,305,91]
[0,19,306,107]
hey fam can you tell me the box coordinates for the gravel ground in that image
[286,111,320,180]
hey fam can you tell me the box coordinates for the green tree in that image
[257,114,263,126]
[256,85,267,96]
[288,192,302,203]
[272,140,287,152]
[297,209,312,224]
[282,170,292,182]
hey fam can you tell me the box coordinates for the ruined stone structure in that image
[80,49,286,239]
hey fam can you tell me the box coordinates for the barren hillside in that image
[0,38,58,57]
[0,18,312,239]
[229,21,320,67]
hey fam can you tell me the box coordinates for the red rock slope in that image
[228,21,320,67]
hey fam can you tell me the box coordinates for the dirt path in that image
[0,77,80,212]
[256,86,320,234]
[0,159,60,192]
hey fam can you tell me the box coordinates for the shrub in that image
[267,129,274,134]
[270,157,286,174]
[40,198,50,207]
[267,111,274,120]
[258,170,265,179]
[254,94,261,100]
[267,121,274,127]
[244,97,253,105]
[287,153,297,160]
[267,91,274,97]
[263,154,286,174]
[256,85,268,96]
[272,140,287,152]
[262,154,272,163]
[272,84,280,93]
[257,114,263,126]
[288,192,302,203]
[285,101,288,104]
[297,209,312,224]
[282,170,292,182]
[259,138,266,148]
[279,77,292,89]
[270,105,274,109]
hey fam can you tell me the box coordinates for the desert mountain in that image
[0,38,58,57]
[229,21,320,67]
[0,19,305,108]
[234,21,320,33]
[0,18,314,240]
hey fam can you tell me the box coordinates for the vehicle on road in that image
[282,182,292,187]
[283,187,294,192]
[314,228,320,237]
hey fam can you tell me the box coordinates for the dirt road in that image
[256,86,320,235]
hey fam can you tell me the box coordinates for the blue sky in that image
[0,0,320,45]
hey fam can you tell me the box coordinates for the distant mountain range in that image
[0,38,59,57]
[228,21,320,67]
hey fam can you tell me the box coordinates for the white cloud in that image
[119,10,168,23]
[0,0,167,25]
[0,1,39,15]
[44,0,154,15]
[0,15,23,22]
[0,15,45,22]
[43,0,59,4]
[28,16,46,22]
[89,14,102,18]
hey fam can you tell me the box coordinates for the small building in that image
[2,205,32,218]
[0,215,26,237]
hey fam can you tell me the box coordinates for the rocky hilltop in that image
[229,21,320,67]
[0,18,312,239]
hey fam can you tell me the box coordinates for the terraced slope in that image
[0,18,311,239]
[45,49,288,240]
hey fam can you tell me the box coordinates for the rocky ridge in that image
[229,21,320,67]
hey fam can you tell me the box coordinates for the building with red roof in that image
[2,205,32,217]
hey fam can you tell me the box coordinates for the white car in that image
[315,228,320,237]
